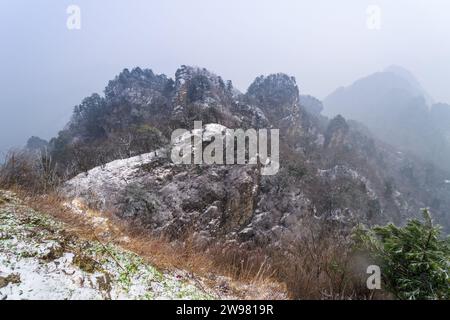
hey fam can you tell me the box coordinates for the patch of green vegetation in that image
[149,267,164,282]
[117,259,141,289]
[118,270,132,288]
[141,291,155,300]
[354,209,450,300]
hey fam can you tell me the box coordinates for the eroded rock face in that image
[325,115,349,148]
[63,124,263,245]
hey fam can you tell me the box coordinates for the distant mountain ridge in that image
[384,65,434,105]
[324,66,450,171]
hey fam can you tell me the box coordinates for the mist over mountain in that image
[384,65,434,105]
[324,66,450,171]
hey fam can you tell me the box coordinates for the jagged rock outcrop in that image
[63,124,263,246]
[247,74,301,122]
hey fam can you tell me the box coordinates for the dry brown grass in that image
[269,219,390,300]
[272,234,369,299]
[0,150,60,194]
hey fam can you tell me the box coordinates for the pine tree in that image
[354,209,450,299]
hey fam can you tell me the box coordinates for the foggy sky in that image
[1,0,450,155]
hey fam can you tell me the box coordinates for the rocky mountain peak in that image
[173,65,234,109]
[175,65,224,88]
[247,73,299,106]
[246,73,301,126]
[324,115,349,147]
[104,67,173,105]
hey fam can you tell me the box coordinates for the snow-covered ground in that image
[0,190,212,300]
[63,149,165,208]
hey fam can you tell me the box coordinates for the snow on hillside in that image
[0,190,212,300]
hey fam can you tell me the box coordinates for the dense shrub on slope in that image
[354,210,450,299]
